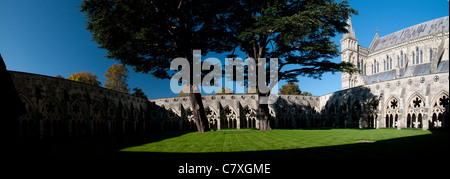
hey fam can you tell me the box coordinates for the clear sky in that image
[1,0,448,99]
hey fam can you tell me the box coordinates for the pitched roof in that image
[369,16,449,52]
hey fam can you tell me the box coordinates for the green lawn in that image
[120,128,434,153]
[14,128,448,161]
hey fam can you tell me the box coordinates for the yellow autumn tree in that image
[66,71,101,86]
[104,63,129,93]
[178,85,189,97]
[215,87,233,95]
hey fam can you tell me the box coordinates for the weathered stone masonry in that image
[10,71,151,139]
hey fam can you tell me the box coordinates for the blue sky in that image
[1,0,448,99]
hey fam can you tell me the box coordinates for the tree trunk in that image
[258,93,272,130]
[188,84,209,133]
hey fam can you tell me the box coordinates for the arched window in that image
[360,60,364,73]
[371,64,374,74]
[374,59,377,73]
[364,64,367,75]
[384,60,386,71]
[416,47,420,64]
[397,56,400,68]
[377,61,380,73]
[400,51,404,67]
[431,92,449,129]
[390,57,392,70]
[420,50,423,63]
[368,99,379,128]
[407,94,425,128]
[362,61,364,74]
[386,96,400,128]
[404,53,407,66]
[430,49,433,62]
[386,55,389,70]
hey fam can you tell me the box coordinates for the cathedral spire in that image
[343,16,356,39]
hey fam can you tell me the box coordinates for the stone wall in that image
[10,71,151,139]
[150,72,448,130]
[9,69,449,140]
[149,94,321,130]
[322,71,449,129]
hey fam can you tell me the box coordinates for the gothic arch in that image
[166,108,180,120]
[204,106,219,121]
[182,107,193,121]
[91,101,108,135]
[91,102,105,121]
[338,102,347,128]
[70,99,87,120]
[405,93,426,128]
[69,99,88,136]
[108,103,118,119]
[181,107,194,130]
[351,101,362,128]
[220,105,237,129]
[18,94,38,138]
[122,106,130,120]
[165,108,180,130]
[295,104,307,128]
[40,96,62,120]
[130,104,138,121]
[242,106,257,128]
[18,94,35,121]
[205,106,219,129]
[40,96,63,137]
[278,105,291,128]
[367,98,379,128]
[430,91,449,129]
[385,95,400,128]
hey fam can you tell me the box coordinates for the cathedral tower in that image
[340,16,358,90]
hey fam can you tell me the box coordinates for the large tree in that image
[81,0,235,132]
[67,71,101,86]
[104,63,129,93]
[279,83,312,95]
[226,0,358,130]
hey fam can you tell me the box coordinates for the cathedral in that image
[338,16,449,129]
[6,16,450,139]
[341,16,448,90]
[149,15,449,130]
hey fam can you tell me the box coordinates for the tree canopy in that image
[81,0,358,131]
[279,83,312,95]
[279,83,301,95]
[81,0,235,79]
[104,63,129,93]
[131,87,148,100]
[67,71,101,86]
[227,0,358,83]
[81,0,238,133]
[223,0,358,130]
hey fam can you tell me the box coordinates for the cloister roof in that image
[361,61,449,85]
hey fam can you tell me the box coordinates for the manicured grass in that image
[120,128,433,153]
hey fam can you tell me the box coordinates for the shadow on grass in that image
[9,130,195,161]
[11,129,449,159]
[8,129,449,176]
